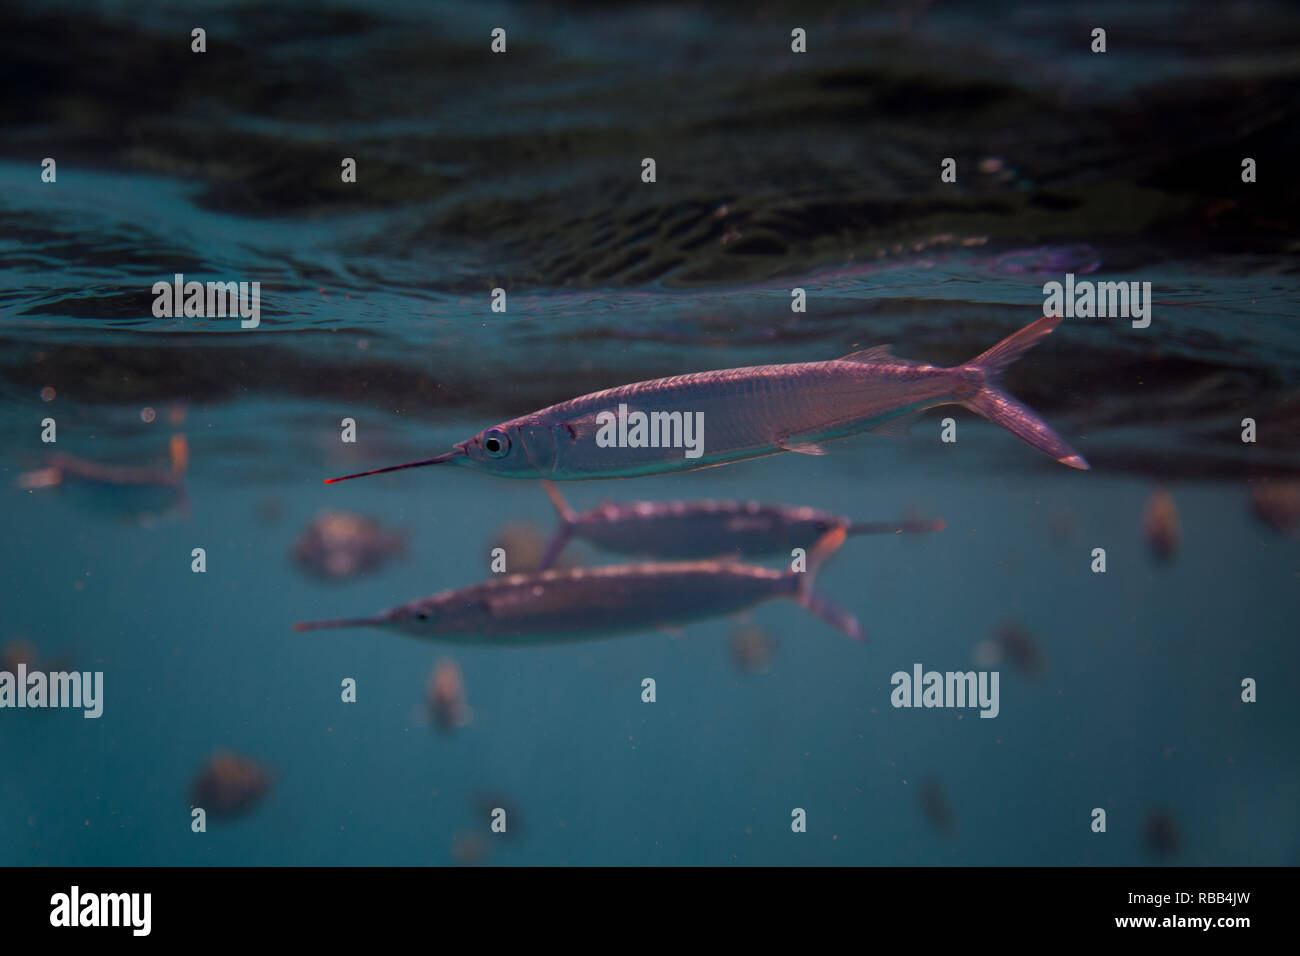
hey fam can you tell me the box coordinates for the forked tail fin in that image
[170,433,189,476]
[961,316,1089,470]
[791,524,865,641]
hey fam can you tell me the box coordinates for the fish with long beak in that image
[17,434,191,519]
[535,480,942,568]
[294,527,862,643]
[325,315,1088,484]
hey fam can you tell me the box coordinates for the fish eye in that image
[417,612,429,621]
[482,429,511,458]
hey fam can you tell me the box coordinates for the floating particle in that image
[427,658,470,731]
[255,497,285,525]
[729,625,775,675]
[1141,489,1181,563]
[1141,808,1181,859]
[1,639,40,673]
[451,832,488,866]
[169,434,188,476]
[190,751,271,818]
[140,406,156,423]
[917,778,956,837]
[993,621,1047,678]
[971,638,1001,669]
[1047,504,1075,546]
[1250,482,1300,535]
[291,511,407,580]
[39,386,55,402]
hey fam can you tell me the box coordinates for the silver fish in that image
[325,315,1088,484]
[536,480,942,568]
[17,438,191,520]
[294,527,862,643]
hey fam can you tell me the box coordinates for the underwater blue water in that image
[2,0,1298,866]
[3,407,1298,865]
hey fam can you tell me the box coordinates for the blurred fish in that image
[325,315,1089,483]
[291,510,407,581]
[427,658,471,731]
[1142,488,1181,563]
[16,435,190,522]
[1141,808,1182,859]
[537,480,942,568]
[294,527,862,643]
[450,831,488,865]
[728,625,775,674]
[990,620,1047,678]
[1249,481,1300,534]
[0,639,39,674]
[189,751,271,819]
[917,777,956,837]
[0,639,73,677]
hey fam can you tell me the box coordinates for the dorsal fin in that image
[838,344,917,365]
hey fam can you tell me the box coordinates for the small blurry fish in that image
[16,436,190,523]
[490,520,576,573]
[989,620,1047,678]
[189,751,271,819]
[1141,808,1181,859]
[0,638,72,677]
[294,527,862,644]
[1142,488,1181,563]
[427,658,471,731]
[291,510,407,581]
[0,638,39,674]
[450,831,488,865]
[1249,481,1300,535]
[537,481,942,568]
[917,777,956,837]
[729,625,775,675]
[326,315,1088,484]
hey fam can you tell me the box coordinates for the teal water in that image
[1,0,1298,865]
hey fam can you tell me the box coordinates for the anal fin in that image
[778,440,827,456]
[868,409,925,438]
